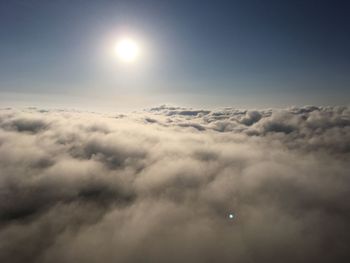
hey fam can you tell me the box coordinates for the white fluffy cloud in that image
[0,106,349,263]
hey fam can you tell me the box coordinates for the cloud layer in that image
[0,106,349,263]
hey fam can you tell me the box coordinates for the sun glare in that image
[115,38,139,63]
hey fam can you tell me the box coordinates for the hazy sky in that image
[0,0,349,109]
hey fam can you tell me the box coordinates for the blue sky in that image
[0,0,349,110]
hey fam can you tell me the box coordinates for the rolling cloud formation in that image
[0,106,349,263]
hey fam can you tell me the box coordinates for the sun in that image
[115,38,140,63]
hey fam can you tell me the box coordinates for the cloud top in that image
[0,106,349,263]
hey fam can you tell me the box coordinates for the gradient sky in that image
[0,0,349,110]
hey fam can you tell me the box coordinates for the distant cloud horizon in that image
[1,90,349,113]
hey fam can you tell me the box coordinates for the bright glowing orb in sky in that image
[115,38,139,63]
